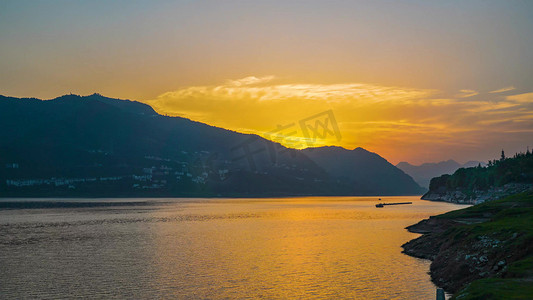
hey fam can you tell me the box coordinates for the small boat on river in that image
[375,202,412,208]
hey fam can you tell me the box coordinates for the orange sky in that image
[143,76,533,164]
[1,1,532,164]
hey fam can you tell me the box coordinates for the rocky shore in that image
[402,192,533,299]
[421,183,533,204]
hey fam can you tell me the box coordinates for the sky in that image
[1,0,532,164]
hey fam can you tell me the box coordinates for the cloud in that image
[143,76,533,164]
[456,89,479,98]
[156,77,438,105]
[227,75,275,86]
[507,92,533,103]
[489,86,516,94]
[463,101,521,113]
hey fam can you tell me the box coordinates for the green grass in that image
[443,192,533,299]
[438,193,533,240]
[507,256,533,278]
[438,192,533,220]
[453,278,533,300]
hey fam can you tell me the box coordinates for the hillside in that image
[402,192,533,299]
[422,151,533,204]
[0,94,423,197]
[302,147,424,195]
[397,160,483,189]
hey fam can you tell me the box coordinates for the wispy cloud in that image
[456,89,479,98]
[489,86,516,94]
[227,75,275,86]
[157,77,438,105]
[507,92,533,103]
[143,76,533,164]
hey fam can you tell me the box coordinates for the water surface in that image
[0,196,464,299]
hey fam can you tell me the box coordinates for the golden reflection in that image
[149,197,461,298]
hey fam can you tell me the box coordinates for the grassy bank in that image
[402,192,533,299]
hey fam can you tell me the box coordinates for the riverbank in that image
[402,192,533,299]
[421,182,533,204]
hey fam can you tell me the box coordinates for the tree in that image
[501,149,506,161]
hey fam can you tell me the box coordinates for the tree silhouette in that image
[428,149,533,192]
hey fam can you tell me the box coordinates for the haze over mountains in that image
[0,94,424,197]
[396,160,484,189]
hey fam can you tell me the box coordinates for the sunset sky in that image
[1,1,532,164]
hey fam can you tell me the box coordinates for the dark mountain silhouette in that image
[397,160,484,189]
[0,94,423,197]
[302,147,425,195]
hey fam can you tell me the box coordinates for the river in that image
[0,196,464,299]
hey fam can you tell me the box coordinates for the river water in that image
[0,196,463,299]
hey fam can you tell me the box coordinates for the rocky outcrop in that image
[402,217,458,260]
[402,218,514,293]
[421,183,533,204]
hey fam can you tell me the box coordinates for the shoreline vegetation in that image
[422,150,533,204]
[403,192,533,299]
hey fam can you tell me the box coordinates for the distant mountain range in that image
[0,94,424,197]
[396,160,484,189]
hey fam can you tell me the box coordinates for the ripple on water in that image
[0,197,462,299]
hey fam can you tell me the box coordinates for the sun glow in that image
[143,76,533,164]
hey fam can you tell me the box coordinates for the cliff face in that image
[402,192,533,298]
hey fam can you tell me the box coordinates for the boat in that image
[375,202,412,208]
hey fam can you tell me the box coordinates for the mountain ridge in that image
[302,146,424,195]
[0,93,423,197]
